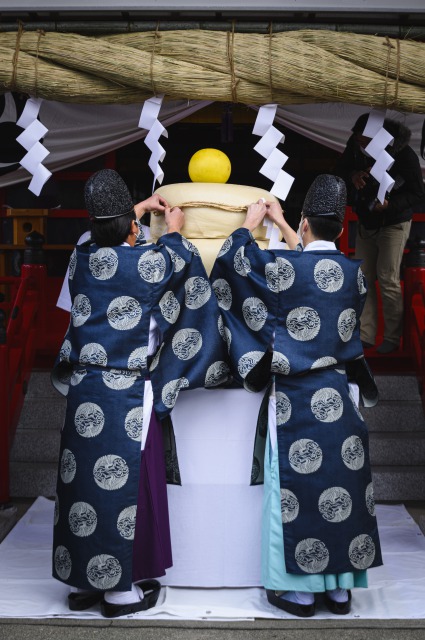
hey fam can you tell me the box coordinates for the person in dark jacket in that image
[335,113,425,354]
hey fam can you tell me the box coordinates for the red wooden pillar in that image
[403,266,425,353]
[0,321,10,504]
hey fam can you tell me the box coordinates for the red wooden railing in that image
[0,260,47,504]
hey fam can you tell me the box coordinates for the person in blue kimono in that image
[51,169,230,618]
[210,174,382,618]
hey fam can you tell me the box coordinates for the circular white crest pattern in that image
[314,259,344,292]
[218,315,225,340]
[234,246,251,276]
[218,236,233,257]
[107,296,142,331]
[276,391,292,425]
[185,276,211,309]
[289,439,322,474]
[242,297,268,331]
[93,455,129,490]
[75,402,104,437]
[280,488,299,523]
[182,237,200,255]
[338,308,356,342]
[102,369,137,390]
[224,327,232,351]
[125,407,143,441]
[212,278,232,310]
[87,554,122,590]
[165,246,185,272]
[271,352,290,375]
[128,347,148,370]
[162,377,190,408]
[60,448,76,483]
[265,257,295,292]
[149,344,164,371]
[287,307,320,341]
[54,545,72,580]
[311,387,343,422]
[295,538,330,573]
[311,356,337,370]
[358,267,367,295]
[159,291,181,323]
[80,343,107,366]
[71,293,91,327]
[237,351,264,378]
[117,505,137,540]
[172,328,203,360]
[138,250,166,283]
[349,534,376,569]
[60,339,72,362]
[89,247,118,280]
[318,487,352,523]
[68,249,77,280]
[70,369,87,386]
[341,435,365,470]
[205,361,231,387]
[365,482,376,516]
[68,501,97,537]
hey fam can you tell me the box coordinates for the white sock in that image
[73,587,93,594]
[104,583,144,605]
[277,590,314,605]
[326,588,348,603]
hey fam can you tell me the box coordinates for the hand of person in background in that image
[373,199,389,212]
[350,169,370,190]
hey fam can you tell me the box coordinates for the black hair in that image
[305,216,343,242]
[90,210,136,247]
[351,113,370,134]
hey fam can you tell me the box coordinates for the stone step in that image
[9,462,57,499]
[371,466,425,501]
[10,372,425,501]
[10,429,61,463]
[373,375,421,401]
[18,397,66,430]
[26,370,61,399]
[360,401,425,432]
[369,432,425,465]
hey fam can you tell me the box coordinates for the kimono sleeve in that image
[210,228,278,390]
[150,233,232,419]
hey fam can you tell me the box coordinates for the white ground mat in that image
[0,497,425,620]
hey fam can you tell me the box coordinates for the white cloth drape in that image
[1,98,423,189]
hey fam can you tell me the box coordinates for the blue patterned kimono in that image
[51,233,230,592]
[210,228,382,584]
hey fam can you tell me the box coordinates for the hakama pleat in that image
[132,410,172,581]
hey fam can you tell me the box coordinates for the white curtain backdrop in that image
[0,95,424,189]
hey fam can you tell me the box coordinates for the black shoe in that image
[324,590,351,615]
[376,340,399,354]
[101,579,161,618]
[266,590,315,617]
[361,341,374,350]
[68,590,103,611]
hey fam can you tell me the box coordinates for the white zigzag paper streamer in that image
[16,97,52,196]
[138,95,168,191]
[363,109,395,204]
[253,104,294,248]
